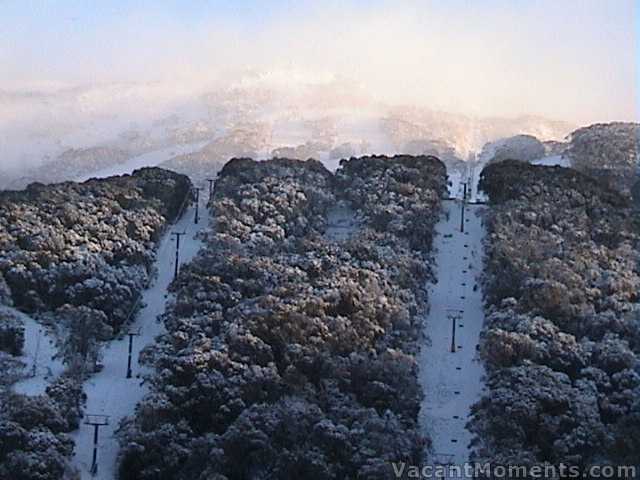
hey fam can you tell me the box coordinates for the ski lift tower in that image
[126,327,142,378]
[446,308,464,353]
[84,414,110,476]
[171,231,186,280]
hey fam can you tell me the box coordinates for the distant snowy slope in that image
[532,154,571,167]
[76,140,208,182]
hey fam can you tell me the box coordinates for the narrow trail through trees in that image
[325,201,360,242]
[70,196,210,480]
[418,185,487,468]
[3,305,65,395]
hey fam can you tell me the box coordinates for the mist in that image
[0,0,637,174]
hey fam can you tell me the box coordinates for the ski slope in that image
[467,162,487,203]
[447,168,464,199]
[418,197,487,468]
[70,195,210,480]
[532,154,571,168]
[2,306,64,396]
[448,162,487,203]
[324,202,360,242]
[75,141,208,182]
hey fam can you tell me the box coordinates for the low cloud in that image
[0,0,636,172]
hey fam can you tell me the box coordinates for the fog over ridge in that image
[0,0,636,175]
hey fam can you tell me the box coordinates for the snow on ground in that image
[447,168,464,199]
[418,200,487,470]
[1,305,65,396]
[532,154,571,168]
[468,162,488,203]
[75,141,208,182]
[324,202,360,242]
[70,194,211,480]
[447,162,487,202]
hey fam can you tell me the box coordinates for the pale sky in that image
[1,0,638,123]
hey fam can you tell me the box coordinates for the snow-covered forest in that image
[471,160,640,466]
[0,143,638,479]
[567,122,639,196]
[0,168,192,327]
[474,123,639,206]
[116,156,447,479]
[0,168,192,479]
[2,0,638,475]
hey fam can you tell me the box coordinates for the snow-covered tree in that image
[567,122,640,194]
[0,386,81,480]
[54,305,112,375]
[0,167,192,332]
[117,156,446,478]
[473,160,640,466]
[0,309,24,356]
[481,134,546,164]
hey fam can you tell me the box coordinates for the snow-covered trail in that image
[1,305,65,395]
[467,162,486,203]
[418,200,487,468]
[448,162,487,203]
[532,154,571,168]
[70,195,210,480]
[75,141,208,182]
[325,202,360,242]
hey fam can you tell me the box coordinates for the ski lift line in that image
[432,452,455,466]
[118,187,193,329]
[422,200,486,465]
[88,193,195,416]
[172,231,187,280]
[206,179,215,199]
[84,414,110,476]
[193,187,202,224]
[31,328,42,378]
[71,188,196,416]
[126,328,142,379]
[84,414,109,426]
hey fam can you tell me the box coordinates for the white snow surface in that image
[75,141,208,182]
[69,196,210,479]
[447,168,464,199]
[324,202,360,241]
[448,162,487,203]
[468,162,488,203]
[8,146,496,476]
[418,200,487,469]
[2,305,65,396]
[532,154,571,168]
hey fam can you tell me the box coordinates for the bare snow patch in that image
[325,202,360,242]
[0,306,65,396]
[448,162,487,203]
[447,167,464,198]
[532,154,571,168]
